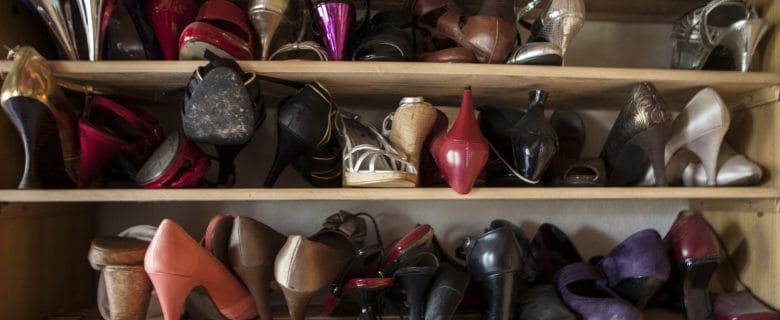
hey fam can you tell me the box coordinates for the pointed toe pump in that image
[557,262,642,320]
[1,46,81,188]
[75,0,111,60]
[384,97,439,171]
[264,82,337,187]
[135,132,211,188]
[178,0,254,60]
[145,219,257,320]
[89,237,152,320]
[671,0,769,72]
[228,216,287,320]
[146,0,198,60]
[430,86,490,194]
[249,0,302,60]
[461,0,517,63]
[424,263,470,320]
[26,0,80,60]
[459,223,524,320]
[511,90,558,183]
[601,82,672,186]
[663,211,721,320]
[79,96,163,187]
[313,0,355,60]
[665,88,731,186]
[596,229,670,309]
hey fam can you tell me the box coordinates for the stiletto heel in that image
[26,0,80,60]
[249,0,301,60]
[601,82,672,186]
[146,272,199,320]
[314,0,355,61]
[2,99,48,188]
[76,0,110,60]
[665,88,730,186]
[393,246,439,320]
[345,278,393,320]
[264,127,308,187]
[719,15,770,72]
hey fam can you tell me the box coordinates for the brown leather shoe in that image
[422,47,477,63]
[462,0,517,63]
[412,0,465,44]
[229,216,287,320]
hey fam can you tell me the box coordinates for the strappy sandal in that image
[336,110,418,187]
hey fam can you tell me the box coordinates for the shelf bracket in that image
[730,85,780,112]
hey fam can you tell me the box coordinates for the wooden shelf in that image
[0,61,778,111]
[0,187,777,202]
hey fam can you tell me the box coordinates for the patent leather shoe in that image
[179,0,254,60]
[146,0,198,59]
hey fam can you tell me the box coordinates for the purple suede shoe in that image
[597,229,670,309]
[557,262,642,320]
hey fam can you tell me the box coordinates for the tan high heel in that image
[383,97,438,171]
[88,237,152,320]
[275,235,352,320]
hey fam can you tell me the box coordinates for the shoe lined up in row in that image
[23,0,770,69]
[88,210,779,320]
[0,46,764,191]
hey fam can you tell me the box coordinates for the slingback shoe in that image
[430,86,490,194]
[75,0,111,60]
[461,0,517,63]
[314,0,354,61]
[89,237,152,320]
[145,219,257,320]
[662,211,721,320]
[383,96,439,171]
[424,263,469,320]
[229,216,287,320]
[601,82,672,186]
[26,0,79,60]
[596,229,670,309]
[264,82,336,187]
[79,96,163,187]
[1,46,81,188]
[511,90,558,183]
[275,235,353,320]
[460,223,524,320]
[249,0,301,60]
[337,111,418,187]
[671,0,769,72]
[665,88,730,186]
[178,0,254,60]
[146,0,198,60]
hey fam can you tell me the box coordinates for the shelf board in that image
[0,187,777,202]
[0,61,778,111]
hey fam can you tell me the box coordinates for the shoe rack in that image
[1,0,780,319]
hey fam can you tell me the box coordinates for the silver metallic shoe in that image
[508,0,585,65]
[27,0,80,60]
[670,0,770,72]
[76,0,110,61]
[249,0,302,60]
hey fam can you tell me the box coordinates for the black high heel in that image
[601,82,672,186]
[394,246,440,320]
[264,82,336,187]
[511,90,558,183]
[424,263,469,320]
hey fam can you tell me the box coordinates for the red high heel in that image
[430,86,490,194]
[178,0,254,60]
[135,132,211,188]
[146,0,198,60]
[144,219,257,320]
[79,96,163,187]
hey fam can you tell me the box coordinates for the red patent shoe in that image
[179,0,254,60]
[145,219,257,320]
[146,0,198,60]
[135,132,211,188]
[430,87,490,194]
[79,96,163,187]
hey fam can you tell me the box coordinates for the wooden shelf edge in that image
[0,187,777,202]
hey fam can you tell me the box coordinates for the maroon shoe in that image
[179,0,254,60]
[714,291,779,320]
[135,132,211,188]
[146,0,198,60]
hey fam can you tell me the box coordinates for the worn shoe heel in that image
[279,286,317,320]
[104,265,152,320]
[233,265,275,320]
[682,258,719,320]
[481,271,519,319]
[614,277,665,309]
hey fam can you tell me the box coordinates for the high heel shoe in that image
[394,246,440,320]
[531,223,583,284]
[665,88,730,186]
[249,0,302,60]
[511,90,558,183]
[343,278,394,320]
[178,0,254,60]
[682,143,762,186]
[671,0,769,72]
[557,262,642,320]
[265,82,337,187]
[412,0,465,46]
[292,138,343,187]
[337,110,418,187]
[79,96,163,187]
[509,0,585,65]
[461,0,516,63]
[26,0,80,60]
[146,0,198,60]
[459,222,524,320]
[313,0,355,61]
[600,82,672,186]
[430,86,490,194]
[89,236,152,320]
[382,97,438,171]
[547,110,606,186]
[660,211,721,320]
[76,0,111,60]
[144,219,257,320]
[135,132,211,188]
[1,46,81,188]
[424,263,470,320]
[478,105,527,186]
[228,216,287,320]
[595,229,670,309]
